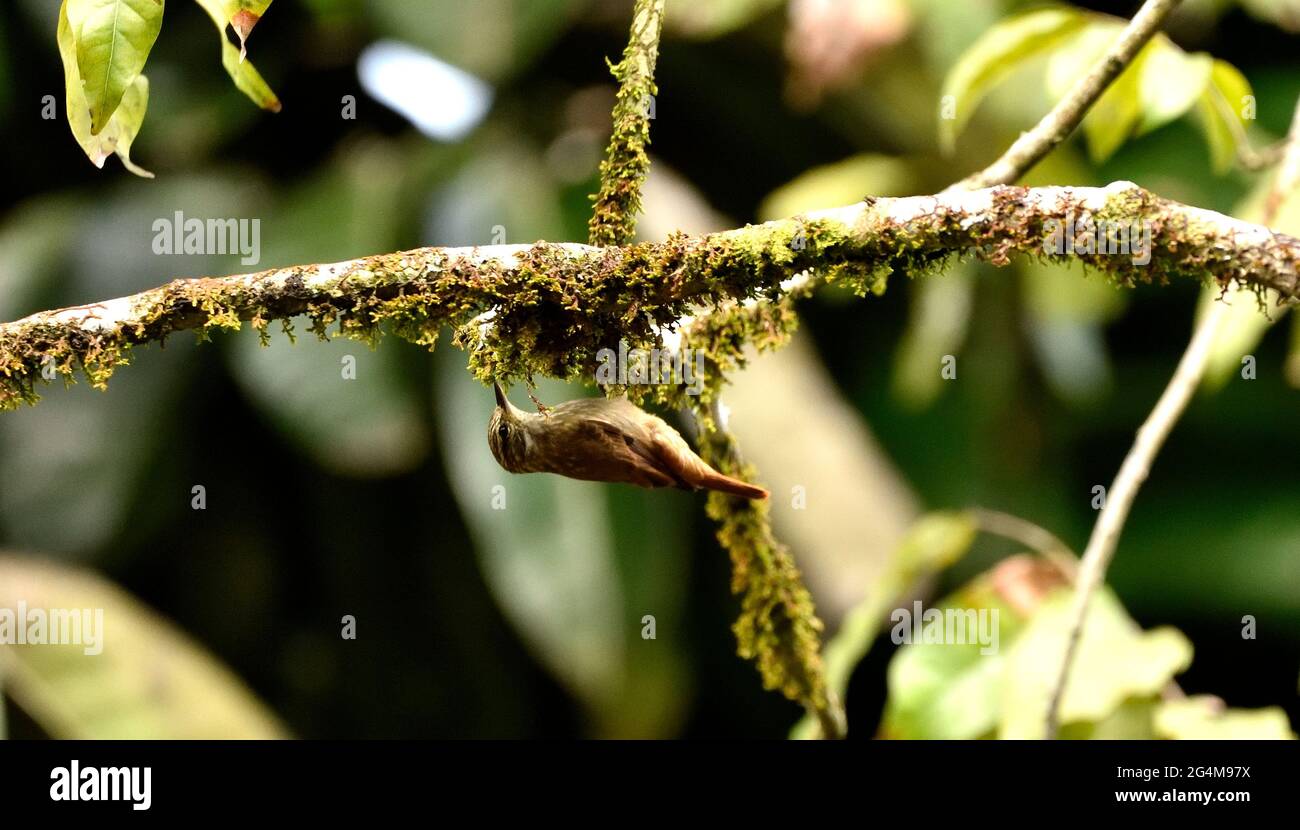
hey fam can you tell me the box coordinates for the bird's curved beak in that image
[493,381,508,409]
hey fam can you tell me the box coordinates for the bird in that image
[487,382,769,500]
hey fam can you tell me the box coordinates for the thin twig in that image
[1044,95,1300,739]
[971,507,1077,580]
[1044,302,1226,738]
[954,0,1182,191]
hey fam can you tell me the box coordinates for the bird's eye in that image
[497,423,510,442]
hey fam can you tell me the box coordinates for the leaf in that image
[1000,589,1192,738]
[879,567,1025,740]
[65,0,165,134]
[664,0,784,39]
[227,1,272,60]
[1154,696,1295,740]
[0,555,288,738]
[1135,40,1212,136]
[194,0,281,111]
[891,267,975,408]
[1195,60,1254,173]
[1020,259,1124,404]
[57,1,154,177]
[1051,23,1146,163]
[938,7,1087,153]
[759,154,916,221]
[792,510,977,738]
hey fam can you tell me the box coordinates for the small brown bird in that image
[487,382,769,499]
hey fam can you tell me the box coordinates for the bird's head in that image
[487,382,532,472]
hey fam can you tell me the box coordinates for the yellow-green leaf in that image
[1195,60,1254,173]
[0,555,288,738]
[938,6,1087,153]
[58,1,154,177]
[66,0,164,134]
[1154,696,1295,739]
[792,510,977,738]
[1000,589,1192,738]
[1135,39,1212,136]
[194,0,281,111]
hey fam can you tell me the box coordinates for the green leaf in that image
[194,0,281,111]
[1154,696,1295,739]
[57,1,153,176]
[1000,589,1192,738]
[879,574,1020,740]
[1195,60,1254,173]
[891,267,975,409]
[938,7,1087,153]
[1073,32,1146,163]
[65,0,164,134]
[1135,40,1212,136]
[0,555,288,738]
[792,510,977,738]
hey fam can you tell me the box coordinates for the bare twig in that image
[955,0,1182,191]
[971,507,1077,580]
[1044,302,1226,738]
[1044,95,1300,739]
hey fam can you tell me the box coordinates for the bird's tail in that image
[698,469,769,500]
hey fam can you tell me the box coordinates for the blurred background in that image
[0,0,1297,738]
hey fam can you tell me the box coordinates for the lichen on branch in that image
[588,0,666,248]
[2,182,1296,413]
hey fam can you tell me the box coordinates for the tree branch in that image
[3,182,1297,411]
[588,0,666,247]
[955,0,1182,191]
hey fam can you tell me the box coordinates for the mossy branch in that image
[588,0,666,248]
[586,0,843,737]
[3,182,1297,412]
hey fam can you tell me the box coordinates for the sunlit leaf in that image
[759,154,916,221]
[665,0,783,39]
[938,6,1087,153]
[1135,40,1212,136]
[66,0,164,134]
[1044,22,1145,163]
[1195,59,1254,173]
[879,565,1024,740]
[793,510,977,738]
[57,1,153,177]
[1154,696,1295,739]
[194,0,281,111]
[1000,589,1192,738]
[0,555,288,738]
[891,267,975,408]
